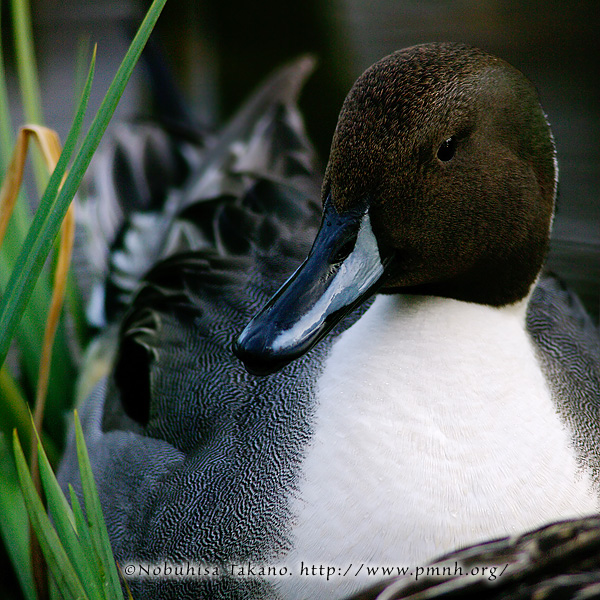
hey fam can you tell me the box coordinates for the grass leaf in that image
[0,0,168,372]
[0,9,15,170]
[74,411,123,597]
[10,0,43,125]
[0,365,31,447]
[13,429,90,600]
[37,433,104,600]
[10,0,48,194]
[0,365,59,464]
[0,432,36,600]
[69,485,104,591]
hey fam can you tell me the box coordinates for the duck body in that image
[59,44,600,600]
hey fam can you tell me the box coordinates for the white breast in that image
[276,294,598,599]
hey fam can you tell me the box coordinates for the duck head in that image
[234,43,557,375]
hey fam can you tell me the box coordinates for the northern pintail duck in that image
[59,43,600,600]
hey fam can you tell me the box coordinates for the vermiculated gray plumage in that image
[61,56,340,599]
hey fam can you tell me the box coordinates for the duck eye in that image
[437,137,457,162]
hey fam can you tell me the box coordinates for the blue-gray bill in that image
[234,197,392,375]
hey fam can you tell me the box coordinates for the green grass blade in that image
[74,36,92,114]
[10,0,48,194]
[0,365,59,463]
[74,411,123,596]
[0,365,31,447]
[37,435,104,600]
[65,37,94,352]
[0,7,31,252]
[10,0,43,125]
[69,485,104,590]
[0,0,168,371]
[0,253,75,442]
[13,430,90,600]
[0,271,76,449]
[0,9,15,167]
[0,432,36,600]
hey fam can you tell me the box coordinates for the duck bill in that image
[234,197,392,375]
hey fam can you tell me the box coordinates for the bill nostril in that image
[331,235,357,264]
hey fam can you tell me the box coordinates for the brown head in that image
[236,43,557,375]
[325,42,556,305]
